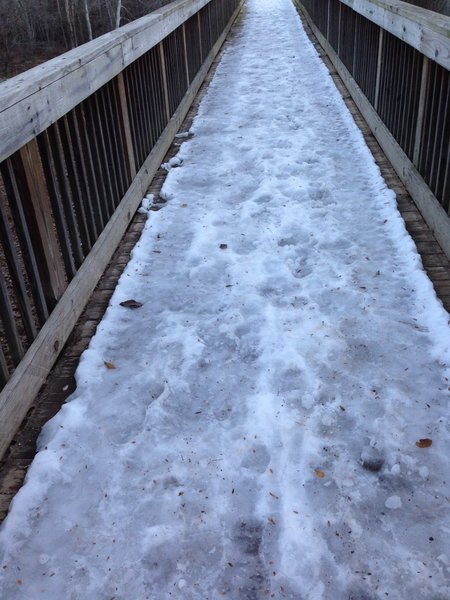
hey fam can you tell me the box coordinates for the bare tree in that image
[82,0,93,40]
[0,0,174,78]
[114,0,122,28]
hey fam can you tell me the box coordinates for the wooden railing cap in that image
[341,0,450,69]
[0,0,210,164]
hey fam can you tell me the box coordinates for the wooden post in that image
[14,140,67,306]
[413,56,429,167]
[158,42,172,123]
[337,1,342,56]
[352,13,358,76]
[117,72,137,179]
[373,28,384,111]
[197,11,203,62]
[182,23,191,84]
[326,0,330,40]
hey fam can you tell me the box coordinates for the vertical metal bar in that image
[0,201,37,343]
[442,143,450,213]
[46,123,85,268]
[434,80,449,208]
[75,104,105,234]
[78,101,109,231]
[66,110,99,243]
[138,54,155,160]
[141,53,156,151]
[399,46,413,153]
[0,269,24,366]
[0,161,49,324]
[145,51,163,147]
[186,14,201,82]
[429,71,446,193]
[102,82,128,203]
[151,47,167,134]
[380,32,393,124]
[391,40,405,142]
[405,50,421,158]
[166,34,176,116]
[58,115,93,253]
[386,36,398,133]
[420,65,438,186]
[89,92,116,218]
[37,129,78,280]
[96,87,121,210]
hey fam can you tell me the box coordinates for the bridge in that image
[0,0,449,597]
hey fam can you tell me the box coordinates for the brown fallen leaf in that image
[104,361,116,370]
[219,244,228,250]
[120,299,143,309]
[314,468,325,478]
[268,516,276,526]
[416,438,432,448]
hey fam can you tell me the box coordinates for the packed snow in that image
[1,0,449,598]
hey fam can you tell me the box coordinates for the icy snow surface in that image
[1,0,450,598]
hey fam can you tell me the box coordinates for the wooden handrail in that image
[339,0,450,70]
[0,0,212,164]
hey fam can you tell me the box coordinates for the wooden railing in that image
[295,0,450,258]
[0,0,243,458]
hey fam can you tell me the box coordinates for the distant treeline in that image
[404,0,450,15]
[0,0,173,78]
[1,0,448,79]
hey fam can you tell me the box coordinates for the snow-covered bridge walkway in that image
[1,0,449,598]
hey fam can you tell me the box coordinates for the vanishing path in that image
[1,0,449,598]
